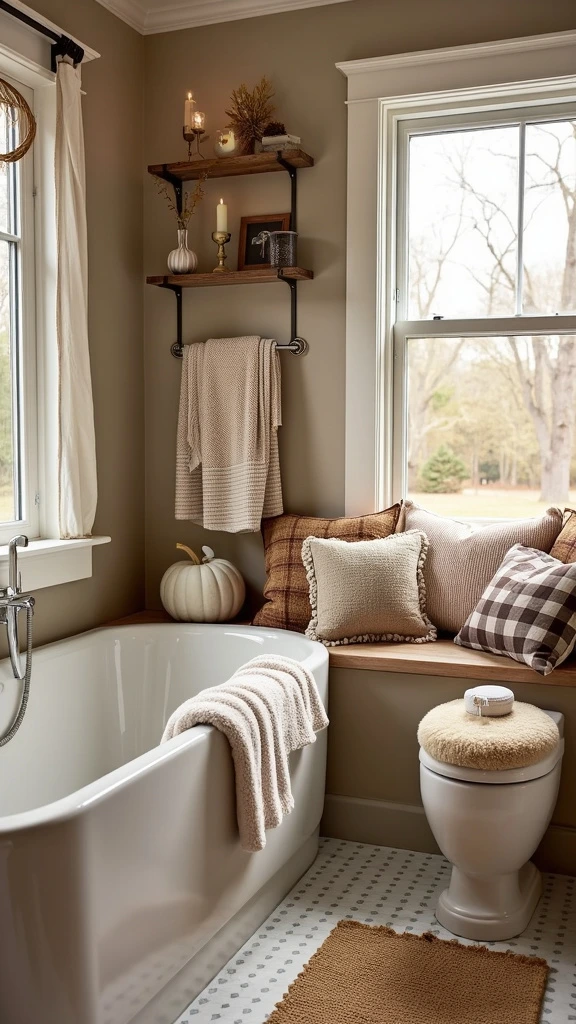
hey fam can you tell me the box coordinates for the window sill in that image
[0,536,111,591]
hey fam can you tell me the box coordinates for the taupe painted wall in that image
[143,0,576,609]
[9,0,145,647]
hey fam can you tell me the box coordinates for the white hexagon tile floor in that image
[173,838,576,1024]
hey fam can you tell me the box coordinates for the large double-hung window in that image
[393,103,576,519]
[339,33,576,520]
[0,76,38,543]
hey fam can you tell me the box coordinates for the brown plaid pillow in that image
[455,544,576,675]
[253,505,402,632]
[550,509,576,563]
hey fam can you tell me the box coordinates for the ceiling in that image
[95,0,356,35]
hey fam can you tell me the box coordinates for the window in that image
[393,104,576,519]
[0,75,38,543]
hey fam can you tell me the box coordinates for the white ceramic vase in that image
[167,228,198,274]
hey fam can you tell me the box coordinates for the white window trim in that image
[337,28,576,516]
[0,22,108,590]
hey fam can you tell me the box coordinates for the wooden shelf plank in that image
[147,267,313,288]
[148,150,314,183]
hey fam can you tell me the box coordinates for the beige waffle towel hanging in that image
[175,336,283,532]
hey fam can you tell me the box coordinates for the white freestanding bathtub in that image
[0,623,328,1024]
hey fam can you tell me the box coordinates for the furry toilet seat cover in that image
[418,699,560,771]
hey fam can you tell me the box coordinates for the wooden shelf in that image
[147,267,313,288]
[148,150,314,183]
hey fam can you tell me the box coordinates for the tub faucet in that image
[0,535,35,680]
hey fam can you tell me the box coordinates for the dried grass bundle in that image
[225,77,275,155]
[154,173,207,229]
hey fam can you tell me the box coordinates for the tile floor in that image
[174,837,576,1024]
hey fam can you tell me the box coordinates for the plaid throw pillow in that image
[455,544,576,676]
[253,505,401,632]
[550,508,576,563]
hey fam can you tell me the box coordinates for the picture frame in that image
[238,213,291,271]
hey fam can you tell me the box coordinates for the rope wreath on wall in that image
[0,77,36,164]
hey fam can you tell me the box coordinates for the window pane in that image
[407,126,519,319]
[405,334,576,518]
[0,240,17,523]
[523,120,576,314]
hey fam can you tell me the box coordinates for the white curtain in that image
[54,59,97,538]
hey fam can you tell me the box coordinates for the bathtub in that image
[0,623,328,1024]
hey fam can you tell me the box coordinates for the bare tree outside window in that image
[404,117,576,516]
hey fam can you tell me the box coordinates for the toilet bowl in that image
[419,710,564,941]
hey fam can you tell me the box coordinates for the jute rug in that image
[267,920,548,1024]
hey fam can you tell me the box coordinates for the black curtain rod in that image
[0,1,84,70]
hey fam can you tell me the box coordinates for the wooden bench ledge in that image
[328,639,576,686]
[104,613,576,687]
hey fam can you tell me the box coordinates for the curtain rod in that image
[0,0,84,69]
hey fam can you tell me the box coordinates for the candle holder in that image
[212,231,232,273]
[183,123,208,160]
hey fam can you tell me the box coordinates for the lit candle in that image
[184,91,194,128]
[216,198,228,233]
[192,110,205,130]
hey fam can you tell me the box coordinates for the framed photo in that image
[238,213,291,271]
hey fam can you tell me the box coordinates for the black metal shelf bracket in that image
[277,272,308,355]
[276,153,297,231]
[159,282,183,357]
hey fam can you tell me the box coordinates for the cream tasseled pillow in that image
[301,530,436,647]
[401,501,563,633]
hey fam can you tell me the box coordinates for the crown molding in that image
[336,29,576,77]
[95,0,355,34]
[94,0,148,33]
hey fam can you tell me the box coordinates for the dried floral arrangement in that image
[225,77,275,155]
[154,174,207,230]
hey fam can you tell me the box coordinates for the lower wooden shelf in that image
[147,267,313,288]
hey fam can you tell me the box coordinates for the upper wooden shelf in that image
[148,150,314,183]
[147,267,313,288]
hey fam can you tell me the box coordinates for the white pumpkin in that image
[160,543,246,623]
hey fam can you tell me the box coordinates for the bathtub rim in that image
[0,622,328,835]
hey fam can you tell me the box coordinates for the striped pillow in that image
[253,505,401,632]
[401,502,563,632]
[455,544,576,675]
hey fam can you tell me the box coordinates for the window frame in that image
[337,33,576,516]
[392,101,576,511]
[0,72,40,545]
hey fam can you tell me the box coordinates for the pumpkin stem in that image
[202,545,215,563]
[176,542,201,565]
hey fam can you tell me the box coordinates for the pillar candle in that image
[217,198,228,233]
[184,92,194,127]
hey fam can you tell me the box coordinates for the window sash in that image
[394,99,576,324]
[0,75,38,544]
[392,315,576,505]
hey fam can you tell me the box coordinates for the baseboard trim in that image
[321,794,576,875]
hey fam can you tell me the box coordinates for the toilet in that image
[419,705,564,942]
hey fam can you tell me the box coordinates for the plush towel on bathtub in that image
[161,654,328,852]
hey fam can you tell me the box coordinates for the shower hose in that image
[0,603,34,747]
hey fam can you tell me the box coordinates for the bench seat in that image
[329,639,576,685]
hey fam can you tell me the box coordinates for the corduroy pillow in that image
[550,508,576,563]
[302,531,436,647]
[253,504,402,632]
[455,544,576,676]
[400,501,563,633]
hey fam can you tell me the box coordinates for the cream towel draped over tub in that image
[176,336,283,532]
[161,655,328,852]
